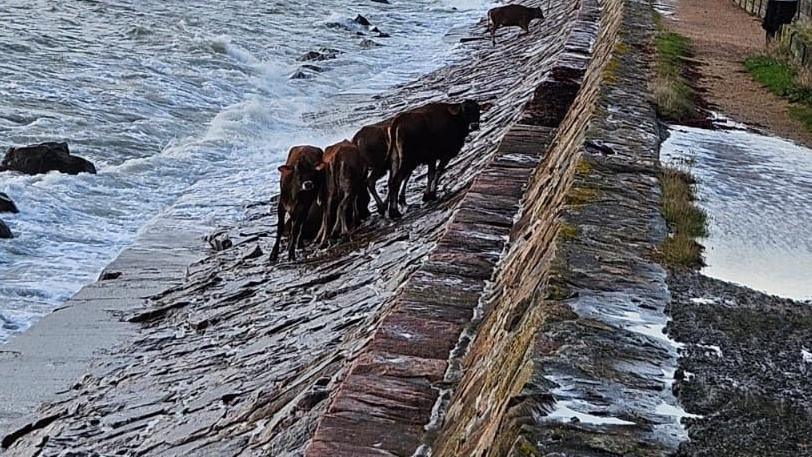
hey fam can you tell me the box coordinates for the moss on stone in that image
[558,222,578,241]
[566,186,601,206]
[575,157,593,176]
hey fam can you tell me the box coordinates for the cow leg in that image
[423,161,437,202]
[387,163,405,219]
[367,169,387,215]
[491,24,497,45]
[338,192,352,236]
[432,158,450,196]
[317,192,334,248]
[356,183,371,221]
[288,216,303,261]
[270,202,287,262]
[398,170,412,206]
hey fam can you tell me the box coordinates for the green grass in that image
[658,165,707,268]
[743,56,811,102]
[652,30,697,121]
[744,55,812,133]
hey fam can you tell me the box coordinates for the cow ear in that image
[278,165,292,173]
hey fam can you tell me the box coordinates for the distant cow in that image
[385,100,481,219]
[488,5,545,45]
[270,145,324,262]
[316,140,368,245]
[352,119,413,215]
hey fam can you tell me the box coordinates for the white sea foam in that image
[0,0,492,343]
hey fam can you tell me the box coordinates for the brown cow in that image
[385,100,481,219]
[270,145,324,262]
[488,5,545,45]
[352,119,412,215]
[316,140,368,246]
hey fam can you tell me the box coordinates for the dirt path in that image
[668,0,812,147]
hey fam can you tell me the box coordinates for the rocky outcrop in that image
[0,219,12,239]
[0,192,18,213]
[0,142,96,175]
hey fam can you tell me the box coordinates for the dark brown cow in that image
[270,145,324,262]
[385,100,481,219]
[316,140,368,246]
[488,4,545,44]
[352,119,412,215]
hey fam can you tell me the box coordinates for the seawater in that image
[0,0,492,342]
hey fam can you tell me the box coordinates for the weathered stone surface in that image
[0,142,96,175]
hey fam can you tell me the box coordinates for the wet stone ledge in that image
[489,0,692,455]
[1,0,583,455]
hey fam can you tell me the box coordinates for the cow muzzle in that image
[468,122,480,132]
[301,180,315,191]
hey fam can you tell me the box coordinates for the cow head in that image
[460,99,481,132]
[279,162,320,194]
[533,7,545,20]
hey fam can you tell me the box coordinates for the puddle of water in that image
[662,123,812,301]
[545,400,636,426]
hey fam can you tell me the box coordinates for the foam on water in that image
[0,0,493,342]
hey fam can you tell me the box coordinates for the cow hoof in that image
[422,192,437,202]
[388,208,403,219]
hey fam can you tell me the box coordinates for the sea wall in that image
[431,0,623,454]
[306,0,625,454]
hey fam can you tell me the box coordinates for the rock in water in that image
[0,219,12,239]
[0,192,18,213]
[0,142,96,175]
[354,14,371,26]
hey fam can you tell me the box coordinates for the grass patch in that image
[652,27,697,121]
[744,54,812,133]
[658,165,707,268]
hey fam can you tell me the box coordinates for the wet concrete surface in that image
[1,0,582,454]
[662,122,812,301]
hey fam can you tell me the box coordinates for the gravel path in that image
[669,0,812,147]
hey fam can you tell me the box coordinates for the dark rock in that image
[206,231,233,251]
[585,139,616,155]
[371,0,390,3]
[1,142,96,175]
[0,192,19,213]
[300,64,324,72]
[354,14,371,26]
[0,218,12,239]
[289,70,314,80]
[99,271,123,281]
[242,245,263,260]
[360,39,381,49]
[370,27,390,38]
[298,48,341,62]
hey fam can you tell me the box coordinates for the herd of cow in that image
[269,4,548,262]
[269,100,481,262]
